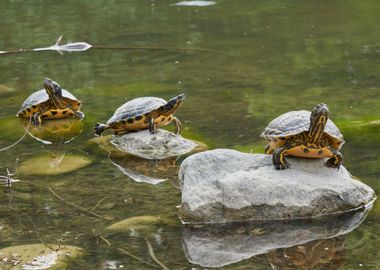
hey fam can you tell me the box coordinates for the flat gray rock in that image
[179,149,376,223]
[182,207,371,267]
[111,129,197,160]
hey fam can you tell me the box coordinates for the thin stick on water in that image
[0,118,31,152]
[145,238,170,270]
[90,196,108,211]
[48,187,106,219]
[117,247,160,269]
[0,35,229,56]
[99,235,111,247]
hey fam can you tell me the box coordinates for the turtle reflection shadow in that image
[20,118,83,145]
[17,118,87,173]
[267,237,346,270]
[182,206,371,268]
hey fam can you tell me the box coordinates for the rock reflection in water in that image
[182,206,372,268]
[110,156,179,185]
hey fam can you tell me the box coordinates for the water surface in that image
[0,0,379,269]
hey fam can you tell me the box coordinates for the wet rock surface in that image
[179,149,376,223]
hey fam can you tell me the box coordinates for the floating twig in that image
[145,238,170,270]
[117,247,160,269]
[90,196,108,211]
[0,168,19,188]
[0,35,228,56]
[48,187,107,220]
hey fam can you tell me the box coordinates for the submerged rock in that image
[0,84,14,96]
[17,153,92,176]
[106,215,167,237]
[0,243,81,270]
[182,207,371,267]
[179,149,376,223]
[110,129,198,160]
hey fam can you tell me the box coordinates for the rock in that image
[111,129,198,160]
[182,207,371,267]
[17,153,93,176]
[0,243,81,270]
[179,149,376,223]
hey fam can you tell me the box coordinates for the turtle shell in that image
[17,89,81,116]
[107,97,166,125]
[261,110,344,143]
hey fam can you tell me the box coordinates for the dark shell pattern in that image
[260,110,344,142]
[18,89,80,115]
[107,97,166,125]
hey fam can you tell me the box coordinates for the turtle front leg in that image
[273,146,290,170]
[148,116,158,134]
[326,149,343,169]
[264,145,273,155]
[74,110,85,120]
[171,116,182,135]
[32,112,42,126]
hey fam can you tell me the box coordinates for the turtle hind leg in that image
[32,112,42,126]
[148,117,158,134]
[94,123,108,136]
[171,116,182,135]
[326,150,343,169]
[273,146,290,170]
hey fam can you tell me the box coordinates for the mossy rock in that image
[0,243,81,270]
[0,84,14,96]
[17,153,93,176]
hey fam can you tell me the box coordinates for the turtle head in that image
[44,78,64,108]
[158,93,186,116]
[308,103,329,144]
[44,78,62,98]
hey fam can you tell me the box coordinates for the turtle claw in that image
[150,128,159,134]
[275,161,291,170]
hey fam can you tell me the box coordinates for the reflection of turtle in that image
[261,104,344,170]
[17,78,84,125]
[266,237,346,269]
[94,94,185,136]
[20,118,83,144]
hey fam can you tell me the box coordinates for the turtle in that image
[17,78,84,125]
[94,94,185,136]
[261,103,344,170]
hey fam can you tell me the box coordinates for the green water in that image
[0,0,379,269]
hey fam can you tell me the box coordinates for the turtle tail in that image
[94,123,108,136]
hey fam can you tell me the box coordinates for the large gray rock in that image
[111,129,197,160]
[182,207,371,268]
[179,149,376,223]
